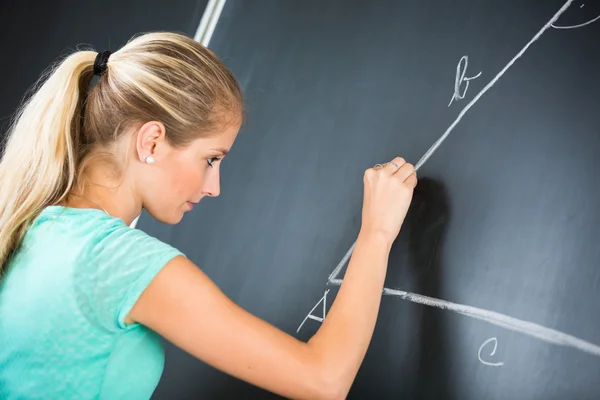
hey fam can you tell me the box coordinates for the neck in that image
[62,165,142,226]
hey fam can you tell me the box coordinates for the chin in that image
[167,212,185,225]
[149,210,185,225]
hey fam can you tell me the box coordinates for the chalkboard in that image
[138,1,600,398]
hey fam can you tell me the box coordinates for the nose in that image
[202,169,221,197]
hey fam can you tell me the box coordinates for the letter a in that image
[297,289,330,333]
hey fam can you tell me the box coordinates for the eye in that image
[207,157,221,167]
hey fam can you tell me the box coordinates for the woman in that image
[0,32,417,399]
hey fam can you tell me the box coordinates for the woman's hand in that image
[360,157,418,245]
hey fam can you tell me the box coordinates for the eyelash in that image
[207,157,221,167]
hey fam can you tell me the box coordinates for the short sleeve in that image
[74,218,185,332]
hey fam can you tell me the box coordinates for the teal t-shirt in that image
[0,206,184,399]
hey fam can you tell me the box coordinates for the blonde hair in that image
[0,31,243,276]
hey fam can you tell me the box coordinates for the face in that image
[132,118,240,224]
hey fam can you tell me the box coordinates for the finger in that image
[383,157,405,173]
[404,172,418,188]
[394,162,415,181]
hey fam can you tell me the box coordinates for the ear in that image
[134,121,167,163]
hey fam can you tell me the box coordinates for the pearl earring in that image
[145,156,155,164]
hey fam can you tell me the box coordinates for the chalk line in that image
[379,287,600,357]
[297,289,330,333]
[317,0,600,359]
[329,277,600,357]
[316,280,600,358]
[414,0,574,170]
[194,0,227,46]
[551,12,600,29]
[327,242,355,285]
[328,0,574,283]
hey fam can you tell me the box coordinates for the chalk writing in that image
[448,56,482,107]
[297,289,330,333]
[299,0,600,362]
[381,287,600,357]
[327,242,354,286]
[414,0,574,170]
[478,337,505,367]
[551,2,600,29]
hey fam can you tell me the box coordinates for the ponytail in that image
[0,51,96,275]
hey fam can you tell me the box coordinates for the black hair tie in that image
[93,50,112,76]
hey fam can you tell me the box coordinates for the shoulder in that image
[83,210,185,292]
[90,212,173,256]
[45,207,181,261]
[67,209,185,331]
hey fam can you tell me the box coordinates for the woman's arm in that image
[128,157,417,400]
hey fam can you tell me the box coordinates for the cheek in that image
[166,163,206,197]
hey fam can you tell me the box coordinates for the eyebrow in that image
[210,147,229,156]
